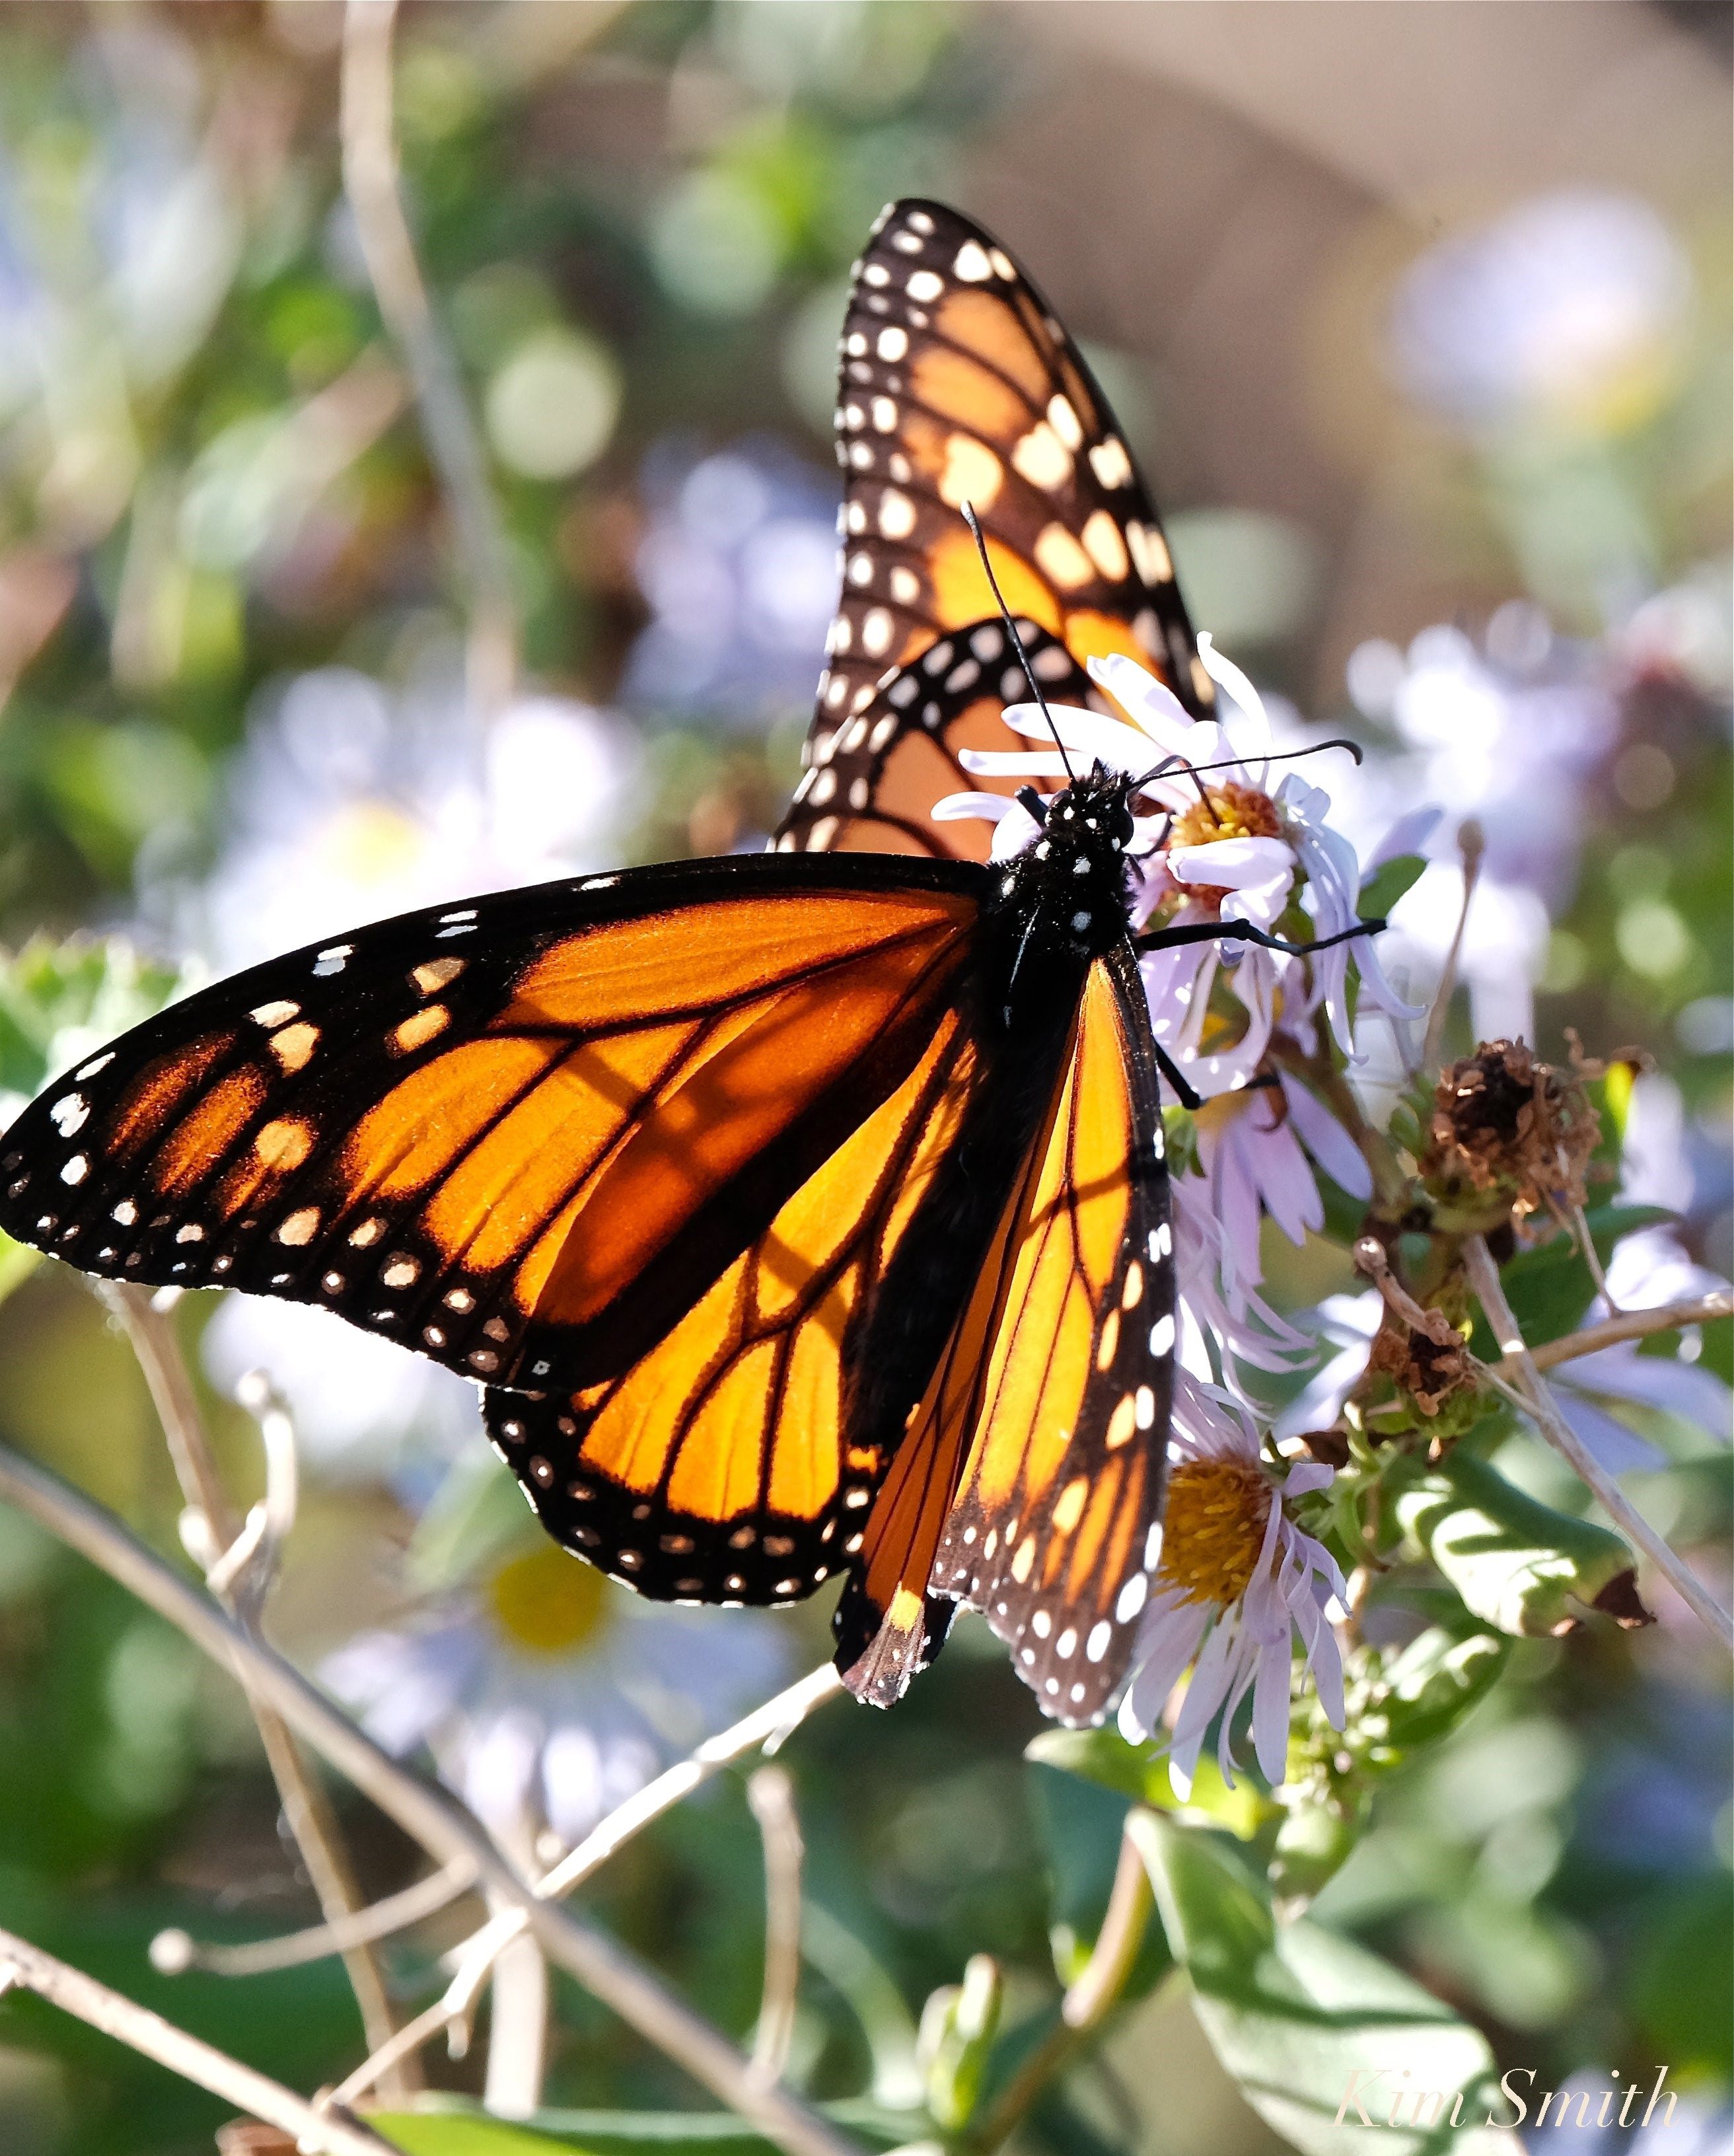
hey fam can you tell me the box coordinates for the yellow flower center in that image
[488,1544,611,1656]
[1168,781,1281,853]
[1158,1457,1272,1607]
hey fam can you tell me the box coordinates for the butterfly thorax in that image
[983,764,1137,1023]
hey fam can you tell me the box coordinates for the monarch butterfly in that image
[0,201,1373,1725]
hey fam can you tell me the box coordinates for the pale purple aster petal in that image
[1249,1109,1326,1246]
[1167,834,1295,902]
[1282,1462,1336,1498]
[1086,653,1200,752]
[957,748,1072,777]
[1279,1070,1374,1201]
[1118,1593,1210,1743]
[1196,635,1276,760]
[1169,1612,1245,1797]
[1250,1632,1296,1784]
[1550,1389,1667,1472]
[1364,805,1442,873]
[932,789,1021,824]
[1561,1343,1732,1441]
[1215,1126,1268,1285]
[998,700,1161,772]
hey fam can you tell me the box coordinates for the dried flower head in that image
[1421,1038,1601,1225]
[1365,1313,1475,1421]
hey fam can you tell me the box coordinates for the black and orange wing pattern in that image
[0,855,985,1400]
[779,196,1210,859]
[842,947,1173,1725]
[777,618,1095,863]
[480,999,992,1606]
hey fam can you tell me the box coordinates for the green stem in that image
[962,1818,1154,2155]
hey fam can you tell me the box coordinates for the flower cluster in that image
[933,628,1730,1799]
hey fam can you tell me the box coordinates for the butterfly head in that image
[992,762,1138,968]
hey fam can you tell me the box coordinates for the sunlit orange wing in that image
[780,196,1211,860]
[840,946,1173,1723]
[482,1002,988,1604]
[0,855,984,1398]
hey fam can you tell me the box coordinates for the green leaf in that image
[371,2117,578,2156]
[1357,853,1427,923]
[0,1226,40,1309]
[1395,1450,1634,1637]
[1135,1815,1509,2155]
[371,2102,923,2156]
[1377,1626,1511,1754]
[0,934,187,1102]
[918,1953,1001,2130]
[1028,1729,1272,1841]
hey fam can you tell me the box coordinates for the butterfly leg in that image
[1147,1035,1204,1112]
[1132,916,1385,960]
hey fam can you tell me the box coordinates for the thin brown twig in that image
[105,1286,414,2097]
[326,1995,468,2114]
[964,1816,1153,2155]
[1462,1237,1734,1653]
[1352,1237,1458,1345]
[0,1927,394,2156]
[340,0,517,719]
[154,1860,475,1980]
[1517,1293,1732,1375]
[0,1441,865,2156]
[215,1665,846,2107]
[437,1665,846,2030]
[746,1766,804,2089]
[1421,818,1483,1073]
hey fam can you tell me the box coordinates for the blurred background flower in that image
[326,1523,787,1846]
[0,3,1726,2152]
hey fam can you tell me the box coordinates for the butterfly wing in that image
[0,855,986,1398]
[480,997,990,1606]
[840,943,1173,1723]
[787,196,1210,860]
[778,619,1097,862]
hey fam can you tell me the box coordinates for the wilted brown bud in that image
[1422,1038,1601,1225]
[1591,1569,1656,1630]
[1367,1315,1474,1418]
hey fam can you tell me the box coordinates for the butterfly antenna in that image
[1130,738,1365,794]
[960,501,1076,784]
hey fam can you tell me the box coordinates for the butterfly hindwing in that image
[0,855,986,1398]
[808,197,1209,766]
[778,619,1098,861]
[482,998,990,1606]
[930,943,1173,1724]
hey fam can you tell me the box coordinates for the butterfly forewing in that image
[0,857,984,1398]
[805,197,1208,782]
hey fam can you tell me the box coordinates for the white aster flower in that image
[935,637,1416,1097]
[1168,1170,1313,1383]
[202,1293,480,1479]
[151,665,637,973]
[325,1534,787,1844]
[1191,1071,1375,1293]
[1119,1377,1348,1791]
